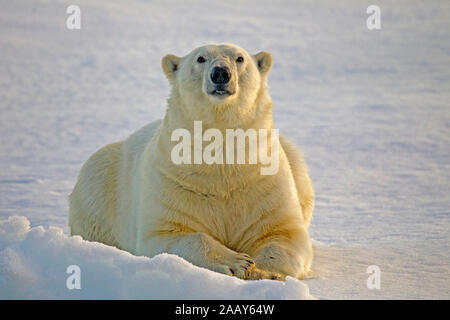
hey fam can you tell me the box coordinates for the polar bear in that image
[69,44,314,280]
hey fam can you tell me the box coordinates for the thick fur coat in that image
[69,44,314,280]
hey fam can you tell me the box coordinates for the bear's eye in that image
[197,56,206,63]
[236,56,244,63]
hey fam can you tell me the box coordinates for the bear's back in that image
[69,119,163,250]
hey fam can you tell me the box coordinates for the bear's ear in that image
[161,54,181,83]
[254,51,273,75]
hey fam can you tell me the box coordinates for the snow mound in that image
[0,216,313,299]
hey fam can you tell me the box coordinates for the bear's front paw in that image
[244,265,285,281]
[211,252,255,279]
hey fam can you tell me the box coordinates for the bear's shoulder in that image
[126,119,162,148]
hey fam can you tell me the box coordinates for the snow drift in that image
[0,216,313,299]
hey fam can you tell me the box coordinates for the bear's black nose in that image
[211,66,231,84]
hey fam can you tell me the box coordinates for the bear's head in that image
[162,44,272,126]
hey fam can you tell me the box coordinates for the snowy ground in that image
[0,0,449,299]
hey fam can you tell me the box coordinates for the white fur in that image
[69,44,314,280]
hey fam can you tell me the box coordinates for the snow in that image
[0,216,312,299]
[0,0,449,299]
